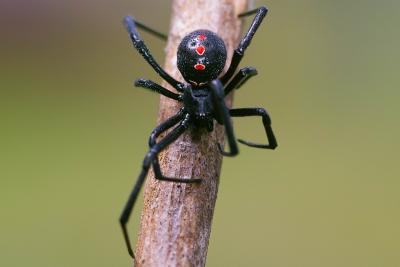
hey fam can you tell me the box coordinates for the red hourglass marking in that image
[196,45,205,55]
[197,34,207,40]
[194,64,206,70]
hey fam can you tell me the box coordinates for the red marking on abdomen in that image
[194,64,206,70]
[197,34,207,40]
[196,45,205,55]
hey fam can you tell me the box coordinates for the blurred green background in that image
[1,0,399,266]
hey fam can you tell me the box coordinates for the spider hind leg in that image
[130,18,168,41]
[220,6,268,84]
[123,16,184,91]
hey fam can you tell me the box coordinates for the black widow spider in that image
[120,6,277,258]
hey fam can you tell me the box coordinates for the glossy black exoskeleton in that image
[177,29,227,85]
[120,6,278,259]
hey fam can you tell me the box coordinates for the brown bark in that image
[135,0,249,266]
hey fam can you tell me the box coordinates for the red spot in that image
[196,45,205,55]
[197,34,207,40]
[194,64,206,70]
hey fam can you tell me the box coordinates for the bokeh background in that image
[1,0,399,266]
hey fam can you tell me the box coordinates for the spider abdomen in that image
[177,30,227,85]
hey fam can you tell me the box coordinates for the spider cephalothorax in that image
[177,30,227,86]
[121,6,277,259]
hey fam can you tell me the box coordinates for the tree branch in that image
[134,0,249,266]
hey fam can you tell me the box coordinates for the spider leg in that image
[210,80,239,157]
[147,110,202,183]
[224,67,257,96]
[220,6,268,84]
[119,113,192,259]
[230,108,277,149]
[123,16,185,92]
[135,78,182,101]
[152,160,202,183]
[147,108,186,147]
[130,18,167,41]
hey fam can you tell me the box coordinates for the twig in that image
[134,0,249,266]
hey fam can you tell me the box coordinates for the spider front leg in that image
[224,67,257,96]
[210,80,239,157]
[148,110,201,183]
[230,108,277,149]
[221,6,268,84]
[119,113,192,259]
[123,16,185,92]
[147,108,185,147]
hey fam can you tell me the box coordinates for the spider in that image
[120,6,277,259]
